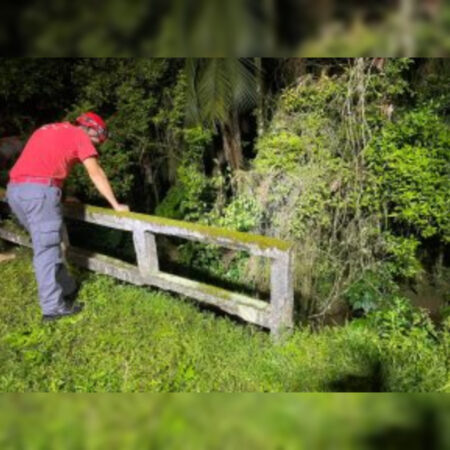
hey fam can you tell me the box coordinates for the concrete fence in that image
[0,187,294,337]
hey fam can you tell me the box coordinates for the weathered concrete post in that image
[133,228,159,279]
[270,248,294,339]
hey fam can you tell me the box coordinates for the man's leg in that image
[32,222,65,313]
[6,184,73,314]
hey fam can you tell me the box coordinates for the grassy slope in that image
[0,248,447,392]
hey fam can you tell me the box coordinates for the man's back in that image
[10,122,98,183]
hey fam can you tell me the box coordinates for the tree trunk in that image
[141,155,159,211]
[255,57,265,138]
[220,109,243,171]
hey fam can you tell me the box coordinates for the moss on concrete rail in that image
[68,203,293,252]
[0,187,292,252]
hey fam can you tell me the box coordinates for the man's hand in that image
[114,204,130,212]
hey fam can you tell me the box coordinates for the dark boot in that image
[64,283,81,304]
[42,302,84,322]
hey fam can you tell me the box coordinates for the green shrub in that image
[155,126,214,221]
[382,233,423,278]
[361,297,449,392]
[65,59,180,206]
[345,266,398,314]
[366,107,450,243]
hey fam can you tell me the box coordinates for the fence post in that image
[270,248,294,339]
[133,228,159,279]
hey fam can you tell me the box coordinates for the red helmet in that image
[75,112,108,143]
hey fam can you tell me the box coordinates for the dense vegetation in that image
[0,57,449,392]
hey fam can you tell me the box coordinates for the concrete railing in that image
[0,187,294,337]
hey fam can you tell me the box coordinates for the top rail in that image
[0,187,292,257]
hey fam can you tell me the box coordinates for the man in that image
[5,112,129,321]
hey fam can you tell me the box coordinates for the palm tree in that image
[185,58,259,170]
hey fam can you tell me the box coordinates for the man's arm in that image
[82,157,129,212]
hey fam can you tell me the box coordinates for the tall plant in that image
[185,58,259,170]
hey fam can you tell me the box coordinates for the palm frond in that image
[197,58,232,124]
[186,57,260,127]
[227,58,259,112]
[184,58,202,126]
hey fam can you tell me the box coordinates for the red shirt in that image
[9,122,98,184]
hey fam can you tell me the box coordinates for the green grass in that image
[0,248,448,392]
[1,394,449,449]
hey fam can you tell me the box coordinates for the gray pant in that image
[6,183,77,314]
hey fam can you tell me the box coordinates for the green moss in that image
[77,250,136,271]
[192,280,233,301]
[1,187,291,252]
[159,273,268,310]
[68,203,293,252]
